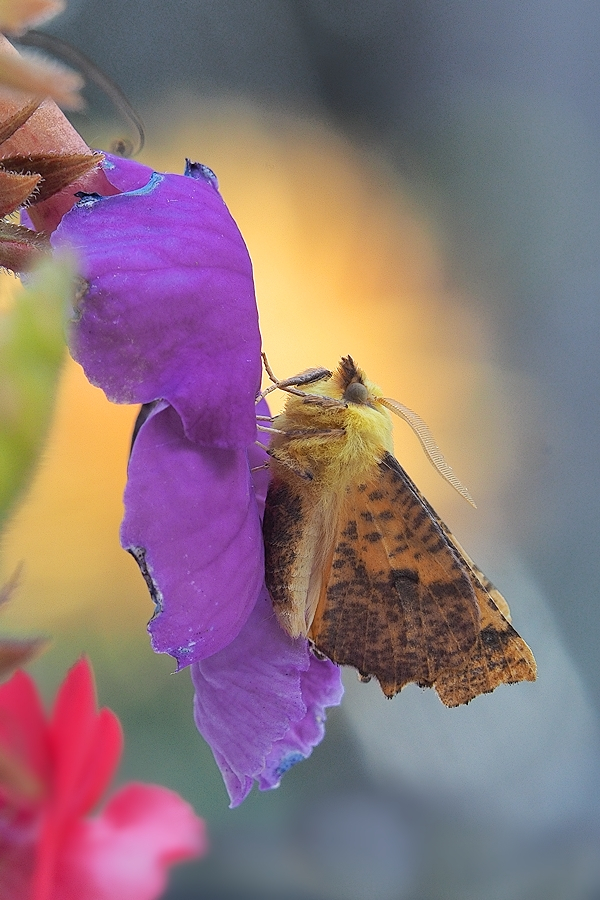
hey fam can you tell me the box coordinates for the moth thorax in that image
[344,382,369,404]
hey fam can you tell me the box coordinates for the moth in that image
[260,356,536,706]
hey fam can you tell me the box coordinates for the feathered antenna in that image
[379,396,476,507]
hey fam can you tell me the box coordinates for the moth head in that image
[336,356,378,406]
[336,356,475,506]
[343,380,369,404]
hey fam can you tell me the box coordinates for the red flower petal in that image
[69,708,122,817]
[0,661,205,900]
[48,658,122,820]
[32,659,123,900]
[56,784,207,900]
[0,669,49,791]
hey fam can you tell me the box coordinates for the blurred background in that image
[2,1,600,897]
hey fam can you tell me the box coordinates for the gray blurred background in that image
[13,2,600,898]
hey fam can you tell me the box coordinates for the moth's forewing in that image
[437,532,513,622]
[432,574,537,707]
[308,452,481,697]
[401,485,538,705]
[263,471,322,638]
[377,453,536,703]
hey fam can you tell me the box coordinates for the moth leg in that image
[250,462,270,473]
[258,424,344,441]
[277,426,346,439]
[261,352,332,389]
[258,352,335,402]
[300,394,347,409]
[260,380,335,403]
[260,352,280,389]
[257,424,288,435]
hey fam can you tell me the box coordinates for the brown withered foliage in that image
[0,98,101,271]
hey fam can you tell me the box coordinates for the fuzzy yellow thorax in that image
[269,367,394,490]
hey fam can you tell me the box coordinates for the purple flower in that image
[51,154,343,804]
[122,400,264,663]
[56,157,259,448]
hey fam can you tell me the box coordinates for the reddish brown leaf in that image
[0,98,41,145]
[0,637,48,682]
[0,151,103,202]
[0,220,49,271]
[0,168,41,215]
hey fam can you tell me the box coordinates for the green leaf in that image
[0,254,74,522]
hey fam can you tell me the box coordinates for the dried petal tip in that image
[184,159,219,189]
[0,46,83,110]
[0,0,65,35]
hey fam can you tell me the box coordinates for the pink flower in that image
[0,658,206,900]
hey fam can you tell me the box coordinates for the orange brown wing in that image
[263,471,320,638]
[377,455,537,706]
[432,572,537,707]
[397,482,538,706]
[308,452,481,697]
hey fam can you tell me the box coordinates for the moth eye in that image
[344,382,369,404]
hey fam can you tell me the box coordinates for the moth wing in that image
[437,531,513,620]
[375,455,537,705]
[263,471,323,638]
[433,571,537,707]
[407,499,538,706]
[308,452,481,697]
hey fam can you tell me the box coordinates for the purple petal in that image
[191,590,344,807]
[101,153,155,192]
[121,403,264,666]
[258,652,344,791]
[52,165,261,448]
